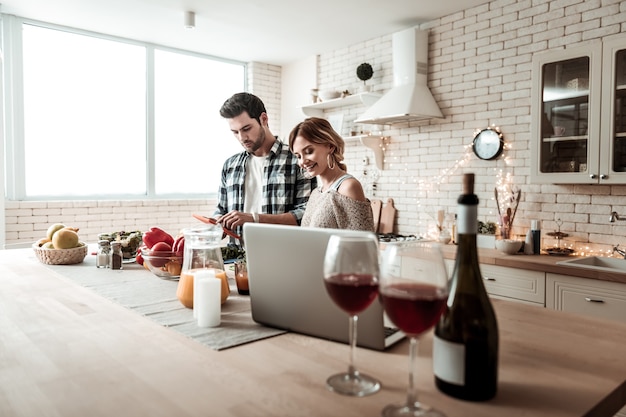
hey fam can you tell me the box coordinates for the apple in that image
[151,242,172,252]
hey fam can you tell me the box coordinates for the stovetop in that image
[377,233,419,242]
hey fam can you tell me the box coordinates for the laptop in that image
[242,223,405,351]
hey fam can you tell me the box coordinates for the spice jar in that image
[96,240,110,268]
[110,241,123,270]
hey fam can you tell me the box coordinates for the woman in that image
[288,117,375,232]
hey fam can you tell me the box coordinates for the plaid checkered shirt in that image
[213,139,317,236]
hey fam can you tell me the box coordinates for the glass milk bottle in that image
[176,224,229,309]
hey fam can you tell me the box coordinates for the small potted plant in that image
[356,62,373,92]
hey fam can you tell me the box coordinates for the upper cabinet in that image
[531,35,626,184]
[600,36,626,184]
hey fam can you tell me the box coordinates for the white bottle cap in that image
[531,220,541,230]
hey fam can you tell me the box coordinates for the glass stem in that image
[348,314,359,378]
[406,337,419,407]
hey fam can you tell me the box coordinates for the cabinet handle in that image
[590,174,597,179]
[584,297,605,303]
[484,277,496,281]
[600,174,608,180]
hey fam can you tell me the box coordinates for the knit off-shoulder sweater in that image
[301,174,375,232]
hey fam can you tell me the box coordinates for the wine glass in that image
[323,233,381,396]
[379,241,449,417]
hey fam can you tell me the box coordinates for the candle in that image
[193,269,214,318]
[195,270,221,328]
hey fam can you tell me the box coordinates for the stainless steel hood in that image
[355,27,443,125]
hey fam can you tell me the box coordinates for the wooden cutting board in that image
[378,198,396,234]
[370,199,382,232]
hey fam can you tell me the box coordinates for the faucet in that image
[613,244,626,259]
[609,211,626,222]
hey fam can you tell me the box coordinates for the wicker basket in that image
[33,243,88,265]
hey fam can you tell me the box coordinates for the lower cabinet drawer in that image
[444,260,545,305]
[480,264,545,305]
[546,273,626,324]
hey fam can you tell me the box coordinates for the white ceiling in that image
[0,0,490,66]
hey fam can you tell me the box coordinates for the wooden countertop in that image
[1,248,626,417]
[440,245,626,285]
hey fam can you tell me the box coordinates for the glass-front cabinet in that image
[600,36,626,182]
[531,35,626,184]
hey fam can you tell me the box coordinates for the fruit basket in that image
[33,243,88,265]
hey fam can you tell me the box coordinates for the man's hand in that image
[218,211,254,231]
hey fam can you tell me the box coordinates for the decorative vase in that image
[499,223,511,240]
[438,229,451,244]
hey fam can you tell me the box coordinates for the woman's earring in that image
[327,153,335,170]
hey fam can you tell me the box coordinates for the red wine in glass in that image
[381,283,447,337]
[380,241,449,417]
[324,273,379,316]
[323,233,381,397]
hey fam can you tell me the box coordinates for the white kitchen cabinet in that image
[480,264,545,306]
[546,273,626,324]
[531,34,626,184]
[443,260,545,306]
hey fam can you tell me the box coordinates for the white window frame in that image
[1,14,247,201]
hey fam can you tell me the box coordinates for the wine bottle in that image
[433,173,499,401]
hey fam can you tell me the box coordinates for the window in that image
[154,50,244,195]
[3,16,246,199]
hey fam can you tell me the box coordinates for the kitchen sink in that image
[557,256,626,273]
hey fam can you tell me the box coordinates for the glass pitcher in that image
[176,224,230,308]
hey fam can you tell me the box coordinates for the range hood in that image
[355,28,443,125]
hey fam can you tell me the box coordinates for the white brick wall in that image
[248,62,282,136]
[4,199,216,248]
[315,0,626,254]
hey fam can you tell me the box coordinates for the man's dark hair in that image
[219,92,267,124]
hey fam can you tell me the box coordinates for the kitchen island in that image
[1,247,625,417]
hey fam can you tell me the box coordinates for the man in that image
[214,92,317,238]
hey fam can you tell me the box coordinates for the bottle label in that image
[456,205,477,235]
[433,335,465,385]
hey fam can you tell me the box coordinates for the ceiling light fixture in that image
[184,11,195,29]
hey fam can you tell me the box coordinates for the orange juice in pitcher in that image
[176,225,229,308]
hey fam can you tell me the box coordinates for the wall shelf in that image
[300,92,382,117]
[359,135,387,170]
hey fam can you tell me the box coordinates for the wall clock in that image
[472,126,504,160]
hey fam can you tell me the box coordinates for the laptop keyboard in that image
[384,326,400,338]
